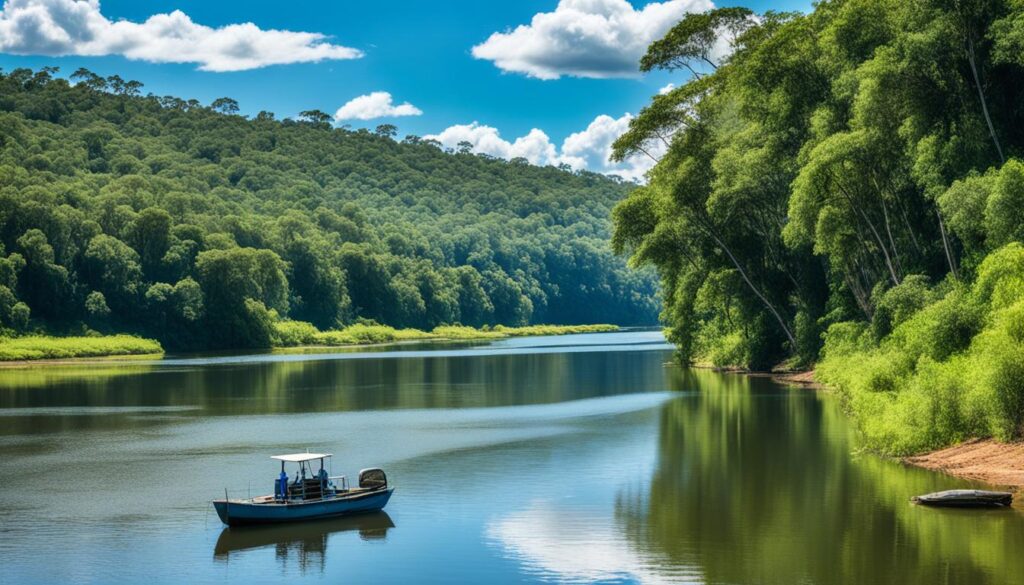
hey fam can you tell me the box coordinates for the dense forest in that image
[0,68,658,350]
[613,0,1024,453]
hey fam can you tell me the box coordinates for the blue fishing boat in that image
[213,453,394,526]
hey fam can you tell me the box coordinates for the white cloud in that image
[425,122,559,165]
[425,112,664,182]
[471,0,713,80]
[334,91,422,121]
[658,82,675,94]
[0,0,362,71]
[561,113,662,181]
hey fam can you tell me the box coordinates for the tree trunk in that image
[879,197,904,280]
[844,264,873,320]
[967,35,1005,163]
[936,207,960,282]
[897,197,922,255]
[835,180,901,286]
[706,230,798,349]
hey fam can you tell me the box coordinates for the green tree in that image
[195,247,289,348]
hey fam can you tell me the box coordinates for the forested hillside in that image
[613,1,1024,453]
[0,67,658,350]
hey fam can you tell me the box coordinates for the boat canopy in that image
[271,453,332,463]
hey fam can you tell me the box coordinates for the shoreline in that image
[690,363,1024,488]
[904,439,1024,488]
[0,324,626,369]
[687,363,825,389]
[0,352,166,369]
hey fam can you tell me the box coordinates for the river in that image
[0,330,1021,584]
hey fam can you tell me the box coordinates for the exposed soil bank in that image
[765,369,822,388]
[904,439,1024,488]
[689,363,824,389]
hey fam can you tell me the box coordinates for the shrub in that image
[0,334,162,361]
[819,243,1024,454]
[274,320,319,347]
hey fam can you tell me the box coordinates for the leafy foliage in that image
[616,1,1024,450]
[0,68,658,348]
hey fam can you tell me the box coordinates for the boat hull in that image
[911,489,1013,508]
[213,488,394,526]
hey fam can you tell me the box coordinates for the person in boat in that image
[277,467,288,502]
[212,453,394,526]
[317,465,330,492]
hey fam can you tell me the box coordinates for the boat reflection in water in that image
[214,511,395,573]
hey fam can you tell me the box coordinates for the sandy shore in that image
[904,439,1024,488]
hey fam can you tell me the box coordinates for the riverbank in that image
[777,370,1024,488]
[904,439,1024,488]
[0,334,163,361]
[273,321,620,348]
[695,364,1024,488]
[0,323,621,366]
[781,370,1024,487]
[688,362,824,389]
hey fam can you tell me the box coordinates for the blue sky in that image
[0,0,810,179]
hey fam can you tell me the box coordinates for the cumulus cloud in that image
[561,113,662,181]
[471,0,713,79]
[334,92,422,121]
[425,123,559,165]
[0,0,362,71]
[658,82,675,94]
[425,112,663,182]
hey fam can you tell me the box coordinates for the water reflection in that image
[0,343,674,434]
[615,374,1024,585]
[3,333,1024,584]
[488,501,702,585]
[214,512,395,574]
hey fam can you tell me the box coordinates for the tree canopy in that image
[0,68,658,348]
[614,0,1024,449]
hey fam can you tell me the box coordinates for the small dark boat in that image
[213,452,394,526]
[911,489,1013,507]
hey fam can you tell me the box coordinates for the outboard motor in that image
[358,468,387,490]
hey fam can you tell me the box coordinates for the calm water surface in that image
[1,331,1021,584]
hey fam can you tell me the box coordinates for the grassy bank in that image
[817,243,1024,457]
[273,321,619,348]
[0,335,163,361]
[0,323,619,363]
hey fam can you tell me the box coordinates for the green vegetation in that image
[818,243,1024,454]
[273,321,618,347]
[0,321,616,361]
[0,334,162,361]
[0,68,657,353]
[273,321,432,346]
[613,1,1024,452]
[619,372,1024,584]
